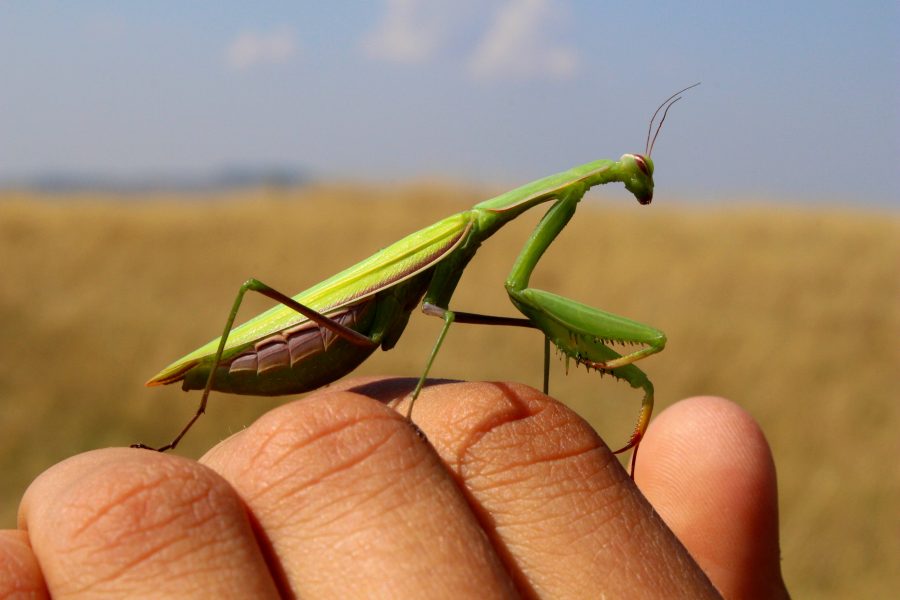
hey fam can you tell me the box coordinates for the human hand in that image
[4,378,789,598]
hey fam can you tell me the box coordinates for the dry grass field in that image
[1,183,897,597]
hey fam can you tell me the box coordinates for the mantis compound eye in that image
[633,154,651,176]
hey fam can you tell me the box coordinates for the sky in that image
[1,1,897,206]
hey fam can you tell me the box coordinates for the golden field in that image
[1,183,897,597]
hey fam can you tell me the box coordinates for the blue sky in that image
[1,1,897,205]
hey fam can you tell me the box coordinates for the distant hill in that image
[0,165,308,193]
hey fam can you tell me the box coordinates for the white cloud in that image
[468,0,578,80]
[361,0,578,80]
[361,0,466,64]
[226,28,298,70]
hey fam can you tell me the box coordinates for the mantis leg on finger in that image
[406,302,537,417]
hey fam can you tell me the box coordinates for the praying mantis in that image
[138,84,698,474]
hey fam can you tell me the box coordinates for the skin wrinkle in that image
[67,461,218,541]
[452,383,615,476]
[92,490,199,553]
[236,410,401,507]
[501,488,631,593]
[76,526,189,591]
[61,475,278,597]
[469,431,606,480]
[41,460,249,596]
[273,434,432,539]
[60,493,191,576]
[469,454,620,533]
[60,530,173,594]
[457,403,617,499]
[341,452,439,519]
[447,382,536,473]
[244,403,397,477]
[261,426,397,513]
[67,475,168,539]
[293,471,464,580]
[213,396,440,546]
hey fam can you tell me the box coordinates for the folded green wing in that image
[148,211,473,385]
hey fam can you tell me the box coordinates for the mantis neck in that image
[473,158,621,215]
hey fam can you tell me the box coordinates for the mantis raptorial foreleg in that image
[502,188,665,467]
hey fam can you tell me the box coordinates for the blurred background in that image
[1,2,897,597]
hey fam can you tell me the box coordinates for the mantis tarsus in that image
[138,84,699,474]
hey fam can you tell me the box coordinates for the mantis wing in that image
[148,211,473,385]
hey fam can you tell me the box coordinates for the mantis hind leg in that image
[133,278,379,452]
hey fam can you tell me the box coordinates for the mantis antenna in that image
[645,82,701,156]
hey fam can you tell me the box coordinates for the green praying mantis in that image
[138,84,699,474]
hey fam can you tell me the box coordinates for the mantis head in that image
[622,82,698,206]
[620,153,654,205]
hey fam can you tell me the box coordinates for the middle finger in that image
[201,389,517,599]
